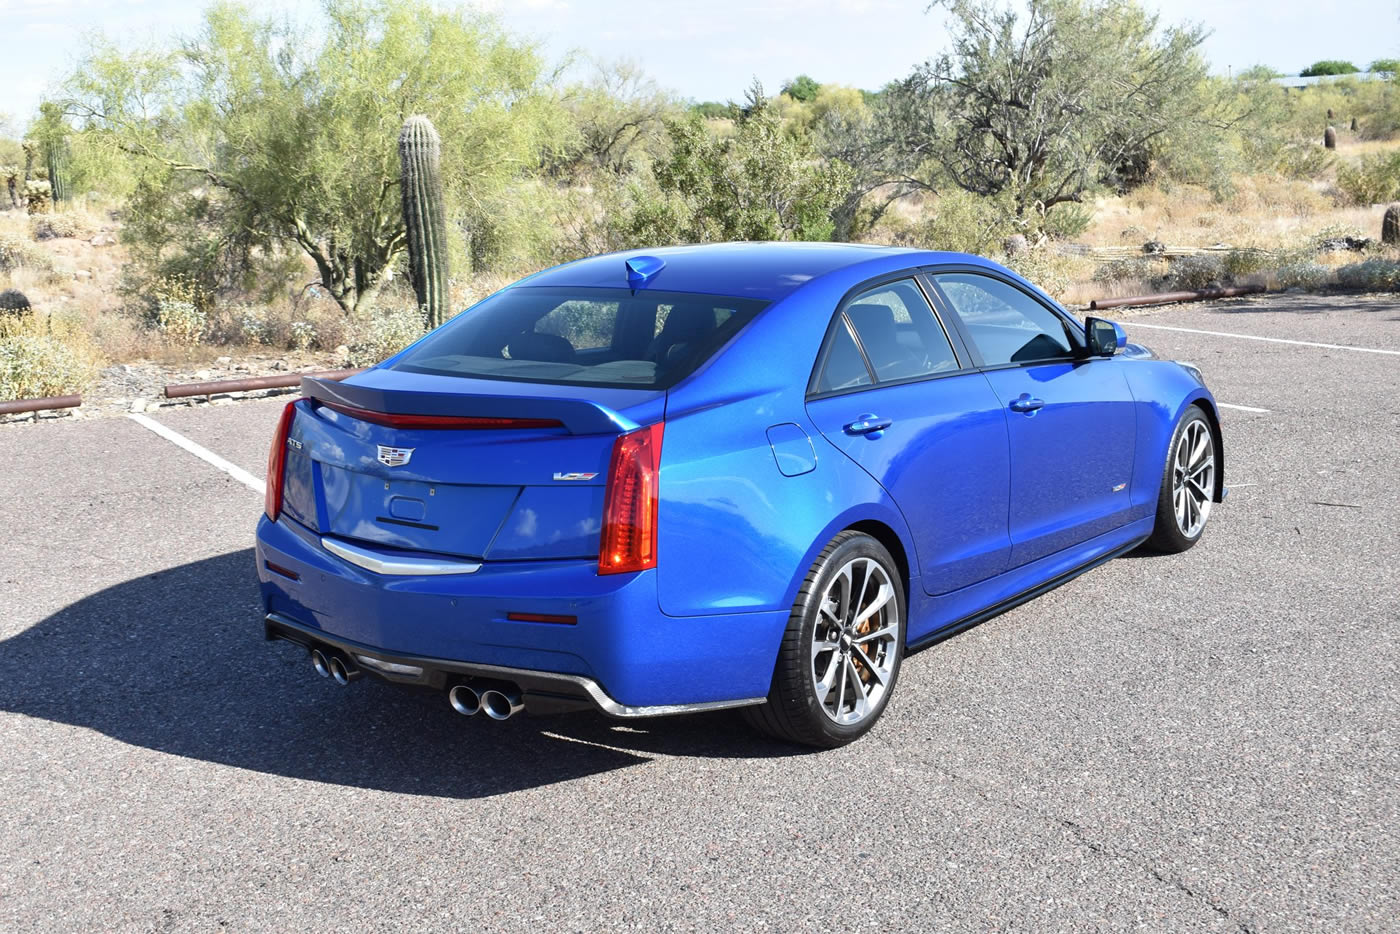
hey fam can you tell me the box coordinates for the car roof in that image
[512,242,1003,302]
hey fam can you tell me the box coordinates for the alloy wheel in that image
[811,557,899,726]
[1172,419,1214,538]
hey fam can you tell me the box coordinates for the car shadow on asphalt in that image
[0,550,805,800]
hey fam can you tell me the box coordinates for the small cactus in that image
[45,141,69,204]
[0,288,31,314]
[24,180,52,215]
[398,115,450,330]
[20,140,37,182]
[1324,126,1337,149]
[1326,108,1335,120]
[1351,116,1359,132]
[1383,204,1400,245]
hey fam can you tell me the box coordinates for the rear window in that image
[389,287,768,389]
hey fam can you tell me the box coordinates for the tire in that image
[744,531,906,748]
[1145,406,1217,553]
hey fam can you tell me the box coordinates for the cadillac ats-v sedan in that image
[255,242,1224,747]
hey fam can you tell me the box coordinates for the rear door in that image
[804,276,1012,595]
[927,270,1137,568]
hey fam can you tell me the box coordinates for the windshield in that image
[389,287,769,389]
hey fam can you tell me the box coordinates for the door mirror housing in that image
[1084,317,1127,357]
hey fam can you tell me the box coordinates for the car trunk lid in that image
[282,371,663,562]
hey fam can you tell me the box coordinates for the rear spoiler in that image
[301,376,639,436]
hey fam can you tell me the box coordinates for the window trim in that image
[806,271,976,401]
[920,265,1089,372]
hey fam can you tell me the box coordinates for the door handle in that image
[1008,394,1045,413]
[844,414,893,436]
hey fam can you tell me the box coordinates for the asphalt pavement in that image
[1,291,1396,932]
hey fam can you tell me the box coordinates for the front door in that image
[928,271,1138,568]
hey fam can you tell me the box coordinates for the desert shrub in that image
[1309,223,1369,251]
[907,189,1018,255]
[1042,202,1094,240]
[289,320,317,351]
[1336,152,1400,205]
[1092,257,1165,283]
[1273,143,1334,180]
[1161,254,1225,290]
[1002,247,1080,300]
[0,234,54,273]
[31,212,97,241]
[0,311,100,399]
[346,306,425,368]
[1336,257,1400,291]
[1276,260,1331,289]
[1222,249,1273,280]
[137,274,209,344]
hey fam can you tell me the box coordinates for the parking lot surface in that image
[1,292,1396,932]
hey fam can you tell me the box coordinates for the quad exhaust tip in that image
[448,683,482,717]
[310,647,357,685]
[481,688,524,721]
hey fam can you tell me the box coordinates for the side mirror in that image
[1084,317,1127,357]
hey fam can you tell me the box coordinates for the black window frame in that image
[919,265,1089,371]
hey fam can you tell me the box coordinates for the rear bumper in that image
[254,515,786,712]
[264,612,763,718]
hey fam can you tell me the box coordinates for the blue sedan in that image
[255,242,1224,747]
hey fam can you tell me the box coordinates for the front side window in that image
[390,287,766,389]
[932,273,1076,365]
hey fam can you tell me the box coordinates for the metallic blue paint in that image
[256,242,1224,715]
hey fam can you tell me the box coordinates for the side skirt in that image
[906,536,1148,654]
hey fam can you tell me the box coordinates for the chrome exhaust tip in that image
[328,654,354,686]
[310,648,331,678]
[481,688,523,721]
[448,684,481,716]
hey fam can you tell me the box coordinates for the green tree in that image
[1300,60,1359,77]
[1368,59,1400,74]
[781,74,822,103]
[63,0,560,313]
[553,59,675,177]
[889,0,1209,222]
[620,85,853,245]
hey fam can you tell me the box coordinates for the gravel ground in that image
[0,292,1396,932]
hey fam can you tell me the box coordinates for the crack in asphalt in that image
[874,728,1257,932]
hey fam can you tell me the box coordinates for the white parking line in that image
[1127,322,1400,356]
[127,413,266,496]
[1217,403,1272,414]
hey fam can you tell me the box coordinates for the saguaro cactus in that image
[45,141,69,205]
[398,115,450,330]
[1324,126,1337,149]
[1383,204,1400,245]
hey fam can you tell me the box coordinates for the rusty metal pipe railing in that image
[1088,285,1265,311]
[164,368,363,400]
[0,394,82,415]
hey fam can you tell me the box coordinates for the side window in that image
[814,319,874,393]
[932,273,1075,365]
[842,279,959,382]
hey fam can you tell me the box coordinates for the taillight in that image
[598,422,664,575]
[264,400,300,520]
